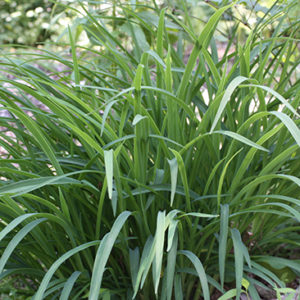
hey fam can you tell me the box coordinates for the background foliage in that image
[0,0,69,45]
[1,0,298,46]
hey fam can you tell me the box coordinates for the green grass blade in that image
[170,149,191,211]
[255,256,300,274]
[177,3,234,102]
[59,271,81,300]
[217,149,243,210]
[167,210,180,252]
[215,131,269,152]
[89,211,131,300]
[101,100,119,136]
[157,8,165,59]
[5,108,63,175]
[218,289,237,300]
[166,231,178,300]
[270,111,300,146]
[179,250,210,300]
[153,211,166,294]
[0,176,82,197]
[230,229,244,300]
[34,241,99,300]
[180,213,219,219]
[104,149,114,200]
[219,204,229,289]
[133,236,155,297]
[244,85,299,117]
[129,247,140,291]
[210,76,249,132]
[174,274,183,300]
[68,26,80,89]
[168,158,178,206]
[0,213,37,242]
[0,218,47,274]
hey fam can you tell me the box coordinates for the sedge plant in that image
[0,0,299,299]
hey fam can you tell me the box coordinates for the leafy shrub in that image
[0,0,67,45]
[0,0,299,299]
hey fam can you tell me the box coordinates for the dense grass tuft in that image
[0,0,299,299]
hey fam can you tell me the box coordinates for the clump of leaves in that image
[0,0,59,45]
[0,0,299,299]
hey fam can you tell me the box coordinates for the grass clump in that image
[0,0,299,299]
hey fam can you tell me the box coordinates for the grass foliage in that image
[0,0,299,299]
